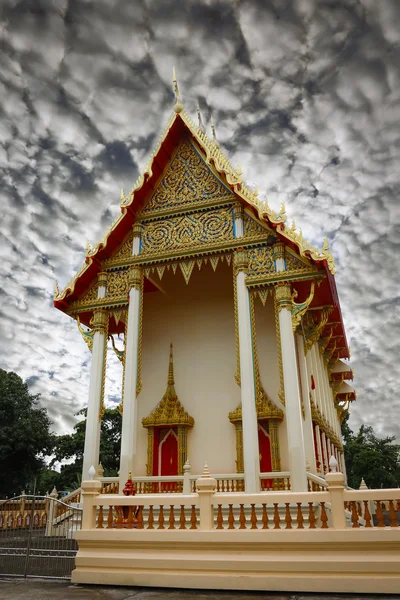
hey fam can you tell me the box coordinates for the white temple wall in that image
[136,262,241,476]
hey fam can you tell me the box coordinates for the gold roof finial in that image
[167,343,176,393]
[197,103,205,133]
[172,66,183,113]
[210,114,218,145]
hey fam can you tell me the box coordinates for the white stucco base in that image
[72,528,400,593]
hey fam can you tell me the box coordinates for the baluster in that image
[389,501,398,528]
[239,504,246,529]
[363,501,372,528]
[216,505,223,529]
[148,505,154,530]
[179,505,186,530]
[216,480,220,492]
[284,503,292,529]
[287,478,291,491]
[168,505,175,529]
[308,503,316,529]
[228,504,235,529]
[127,506,133,529]
[250,504,257,529]
[320,502,329,529]
[107,506,113,528]
[296,503,304,529]
[116,507,123,529]
[262,504,269,529]
[273,503,280,529]
[97,506,103,529]
[137,506,144,529]
[357,502,362,517]
[158,505,165,530]
[190,505,197,530]
[307,480,311,492]
[350,501,359,528]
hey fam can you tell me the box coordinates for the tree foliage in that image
[0,369,54,497]
[40,407,122,492]
[342,417,400,489]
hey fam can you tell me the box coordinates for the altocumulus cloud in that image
[0,0,399,439]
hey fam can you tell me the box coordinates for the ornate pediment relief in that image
[139,139,235,218]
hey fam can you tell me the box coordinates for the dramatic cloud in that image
[1,0,399,439]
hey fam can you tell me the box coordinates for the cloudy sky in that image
[1,0,399,441]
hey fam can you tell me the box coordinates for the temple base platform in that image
[72,528,400,594]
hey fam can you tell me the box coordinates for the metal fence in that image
[0,494,82,579]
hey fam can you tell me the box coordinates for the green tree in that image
[342,418,400,489]
[50,407,121,491]
[0,369,54,498]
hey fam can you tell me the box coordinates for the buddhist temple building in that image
[54,78,356,496]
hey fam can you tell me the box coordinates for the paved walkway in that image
[0,579,399,600]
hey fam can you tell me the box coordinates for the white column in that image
[234,250,260,493]
[119,223,142,489]
[119,265,142,489]
[296,333,317,474]
[275,270,307,491]
[82,273,108,480]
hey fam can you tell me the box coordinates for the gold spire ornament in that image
[197,104,205,133]
[142,344,194,428]
[210,114,218,145]
[173,67,183,113]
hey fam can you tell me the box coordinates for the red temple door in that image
[258,423,272,490]
[159,429,178,490]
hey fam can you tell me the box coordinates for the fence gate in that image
[0,495,82,579]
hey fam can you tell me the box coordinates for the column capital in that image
[97,271,108,286]
[128,265,142,290]
[233,249,248,274]
[132,222,142,238]
[273,243,285,260]
[91,309,108,333]
[275,282,292,311]
[232,202,244,220]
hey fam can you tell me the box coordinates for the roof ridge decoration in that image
[54,95,336,303]
[142,344,194,428]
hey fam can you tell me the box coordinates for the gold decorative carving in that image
[109,335,124,362]
[146,427,154,476]
[233,249,248,274]
[233,257,240,386]
[275,282,292,312]
[274,294,285,405]
[69,281,98,309]
[269,419,281,471]
[177,426,188,475]
[129,266,142,290]
[273,243,285,261]
[76,316,94,351]
[291,280,315,333]
[91,309,108,334]
[233,203,244,221]
[234,422,244,472]
[142,344,194,428]
[98,272,108,286]
[93,310,109,421]
[248,246,275,276]
[136,270,144,396]
[104,233,134,266]
[141,139,235,216]
[286,251,311,271]
[132,222,142,238]
[243,212,272,238]
[302,308,332,353]
[106,269,130,299]
[140,207,234,257]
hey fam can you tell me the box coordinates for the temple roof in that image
[54,101,350,358]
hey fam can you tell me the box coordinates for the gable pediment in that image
[139,138,235,217]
